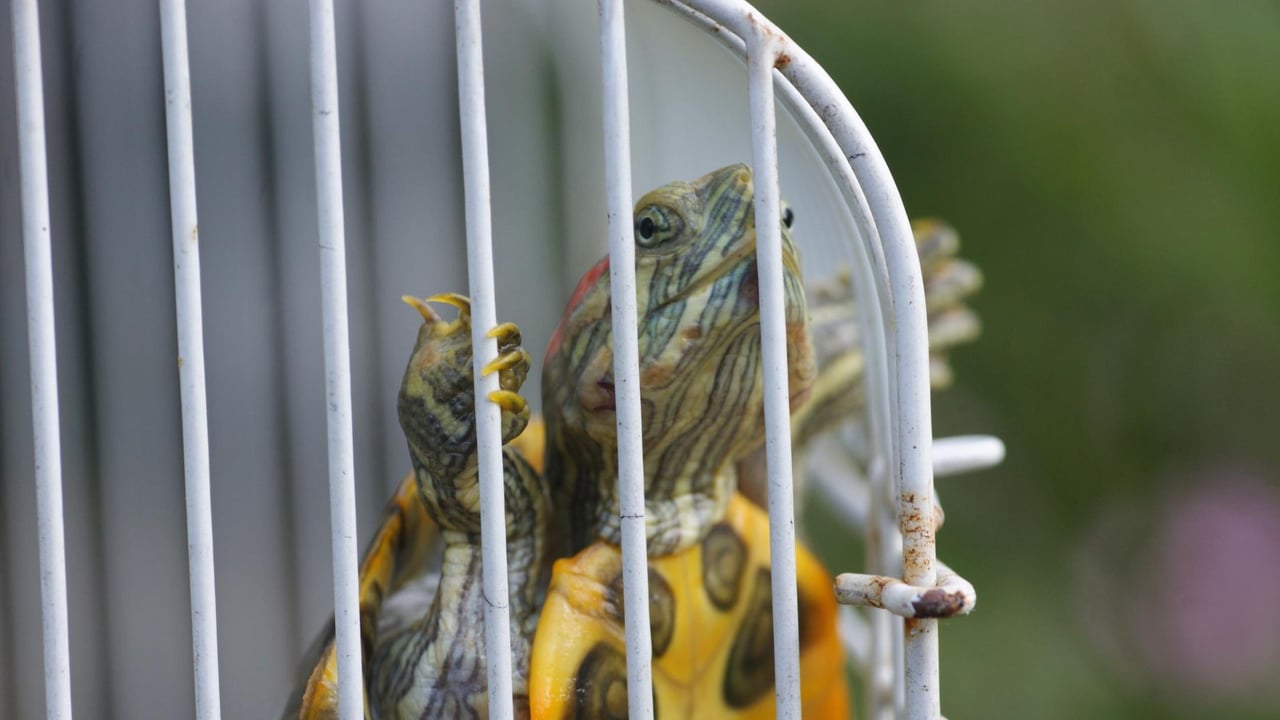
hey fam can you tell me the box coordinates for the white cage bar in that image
[598,1,657,718]
[12,0,73,716]
[158,0,222,717]
[306,0,364,717]
[5,0,999,717]
[745,22,804,720]
[454,0,517,715]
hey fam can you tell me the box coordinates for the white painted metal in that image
[745,24,804,720]
[8,0,993,716]
[650,9,906,712]
[811,434,1006,532]
[158,1,222,717]
[454,1,517,716]
[306,1,363,717]
[933,436,1006,478]
[833,562,976,619]
[597,1,656,718]
[662,2,974,716]
[12,0,74,716]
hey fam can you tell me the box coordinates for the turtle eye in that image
[782,205,795,229]
[634,206,683,249]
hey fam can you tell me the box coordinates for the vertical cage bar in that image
[453,1,516,716]
[745,25,802,720]
[158,1,223,717]
[306,1,363,717]
[597,1,655,717]
[12,0,73,716]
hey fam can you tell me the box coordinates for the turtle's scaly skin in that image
[288,295,550,719]
[368,294,549,718]
[531,165,843,718]
[541,163,815,558]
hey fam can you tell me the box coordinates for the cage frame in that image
[7,0,1000,717]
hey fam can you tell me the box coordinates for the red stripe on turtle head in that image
[545,256,611,362]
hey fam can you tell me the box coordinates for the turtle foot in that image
[483,322,532,444]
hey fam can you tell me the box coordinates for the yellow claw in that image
[488,390,527,414]
[423,293,472,317]
[487,322,520,341]
[401,295,441,324]
[482,350,527,377]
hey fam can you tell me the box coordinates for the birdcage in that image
[3,0,1002,718]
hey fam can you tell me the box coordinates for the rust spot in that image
[177,356,184,368]
[190,223,199,242]
[911,588,966,618]
[774,52,791,70]
[681,326,702,340]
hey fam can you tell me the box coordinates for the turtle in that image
[529,164,847,718]
[285,164,983,719]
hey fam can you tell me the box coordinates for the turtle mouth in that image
[589,379,616,412]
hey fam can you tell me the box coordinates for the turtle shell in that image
[529,493,848,719]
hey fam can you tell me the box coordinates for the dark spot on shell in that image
[701,523,747,611]
[723,568,775,707]
[608,566,676,658]
[571,643,629,720]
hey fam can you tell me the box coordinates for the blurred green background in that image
[758,1,1280,718]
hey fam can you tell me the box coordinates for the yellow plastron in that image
[529,492,849,719]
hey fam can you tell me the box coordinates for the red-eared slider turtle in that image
[530,164,847,718]
[286,164,982,719]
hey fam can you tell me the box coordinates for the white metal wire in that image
[745,22,804,720]
[933,435,1006,478]
[597,1,656,718]
[810,434,1007,533]
[453,0,517,715]
[7,1,992,716]
[306,1,363,717]
[158,1,223,717]
[12,0,73,716]
[664,2,968,716]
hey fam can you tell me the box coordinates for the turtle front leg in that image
[398,293,533,534]
[368,294,546,719]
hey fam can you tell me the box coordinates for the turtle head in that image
[546,164,814,462]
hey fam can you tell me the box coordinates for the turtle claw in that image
[402,293,471,336]
[401,295,442,324]
[490,389,531,442]
[483,349,531,380]
[487,322,520,342]
[423,292,472,316]
[483,322,530,393]
[489,390,527,414]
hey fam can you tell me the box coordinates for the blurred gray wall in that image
[1,1,862,716]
